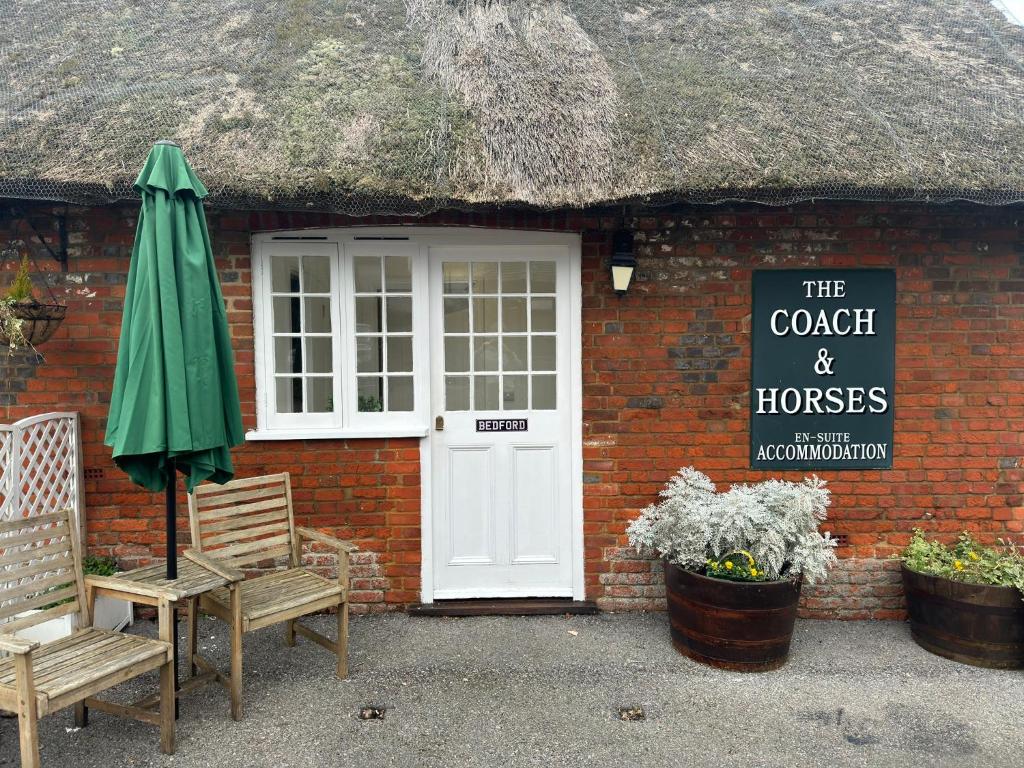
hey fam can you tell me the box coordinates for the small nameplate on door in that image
[476,419,528,432]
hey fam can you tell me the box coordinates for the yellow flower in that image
[725,561,734,570]
[968,552,980,562]
[750,568,758,577]
[954,560,964,570]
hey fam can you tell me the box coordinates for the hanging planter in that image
[1,254,66,350]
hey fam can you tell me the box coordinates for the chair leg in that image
[186,597,199,677]
[159,659,175,755]
[285,619,296,647]
[230,584,243,721]
[74,700,88,728]
[14,654,40,768]
[336,600,349,679]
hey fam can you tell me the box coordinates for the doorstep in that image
[408,599,599,617]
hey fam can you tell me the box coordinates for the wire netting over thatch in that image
[2,0,1023,214]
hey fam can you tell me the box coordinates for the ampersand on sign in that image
[814,347,835,376]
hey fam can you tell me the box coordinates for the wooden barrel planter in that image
[664,560,801,672]
[901,564,1024,669]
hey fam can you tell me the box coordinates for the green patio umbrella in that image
[105,140,243,582]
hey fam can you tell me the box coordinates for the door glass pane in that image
[303,255,331,292]
[502,297,527,332]
[443,262,469,294]
[276,377,303,412]
[530,261,556,293]
[503,375,528,410]
[532,374,556,410]
[445,376,470,411]
[306,337,333,373]
[355,297,382,333]
[388,376,414,411]
[356,336,382,373]
[472,262,499,293]
[385,255,412,292]
[531,297,556,332]
[387,337,413,373]
[445,337,470,372]
[304,297,331,333]
[473,298,498,332]
[354,256,382,293]
[307,378,334,412]
[501,262,528,293]
[532,336,556,371]
[502,337,527,371]
[275,337,302,374]
[475,375,499,410]
[386,296,412,333]
[357,377,384,412]
[444,298,469,333]
[271,257,300,293]
[273,296,301,333]
[473,336,499,371]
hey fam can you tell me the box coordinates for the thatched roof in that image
[2,1,1023,213]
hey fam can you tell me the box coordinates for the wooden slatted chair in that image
[0,508,179,768]
[186,472,356,720]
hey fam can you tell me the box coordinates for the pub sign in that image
[750,269,895,470]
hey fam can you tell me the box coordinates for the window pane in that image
[502,297,527,332]
[276,377,303,413]
[532,374,556,410]
[472,262,499,293]
[473,336,499,371]
[275,336,302,374]
[354,256,382,293]
[387,296,412,333]
[530,261,556,293]
[308,378,334,412]
[385,255,412,292]
[443,262,469,294]
[357,377,384,412]
[501,262,528,293]
[445,337,470,372]
[271,257,300,293]
[502,336,527,371]
[387,337,413,373]
[531,297,556,332]
[273,296,301,333]
[532,336,556,371]
[306,337,333,373]
[503,375,528,410]
[445,376,470,411]
[355,296,382,333]
[473,297,498,333]
[304,297,331,333]
[475,375,499,410]
[388,376,414,411]
[444,298,469,333]
[356,336,382,373]
[303,255,331,292]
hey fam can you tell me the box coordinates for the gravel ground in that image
[1,613,1021,768]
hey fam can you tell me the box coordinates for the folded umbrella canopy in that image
[105,140,243,580]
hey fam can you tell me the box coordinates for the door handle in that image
[435,415,445,431]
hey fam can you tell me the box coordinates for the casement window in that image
[251,240,428,439]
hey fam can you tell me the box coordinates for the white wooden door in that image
[429,246,575,598]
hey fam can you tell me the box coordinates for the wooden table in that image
[117,557,239,710]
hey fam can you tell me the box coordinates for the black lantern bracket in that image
[2,204,70,272]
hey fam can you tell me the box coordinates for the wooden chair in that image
[0,508,179,768]
[186,472,356,720]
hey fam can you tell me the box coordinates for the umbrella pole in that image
[166,459,180,718]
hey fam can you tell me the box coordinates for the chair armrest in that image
[84,575,185,602]
[296,526,358,554]
[183,549,244,583]
[0,634,39,655]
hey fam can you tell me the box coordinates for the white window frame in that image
[250,235,429,440]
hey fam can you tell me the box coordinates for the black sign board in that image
[476,418,528,433]
[750,269,895,470]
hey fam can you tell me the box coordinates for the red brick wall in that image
[2,200,1021,618]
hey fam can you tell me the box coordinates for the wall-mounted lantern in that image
[611,230,636,296]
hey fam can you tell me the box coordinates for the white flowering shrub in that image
[626,467,838,584]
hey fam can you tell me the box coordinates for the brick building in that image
[2,1,1022,619]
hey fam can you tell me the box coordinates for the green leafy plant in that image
[901,529,1024,597]
[627,467,837,584]
[0,297,28,351]
[7,255,35,302]
[358,394,383,412]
